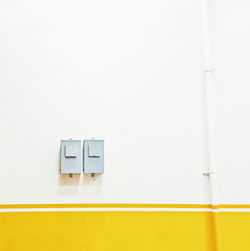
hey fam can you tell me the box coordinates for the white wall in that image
[211,0,250,204]
[0,0,210,204]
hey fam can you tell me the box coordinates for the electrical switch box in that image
[60,140,81,174]
[83,139,104,174]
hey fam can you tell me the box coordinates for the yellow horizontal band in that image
[0,204,250,209]
[212,204,250,209]
[0,204,211,209]
[0,209,212,251]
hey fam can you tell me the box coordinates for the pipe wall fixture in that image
[200,0,219,207]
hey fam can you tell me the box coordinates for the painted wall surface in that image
[0,210,213,251]
[2,1,250,251]
[0,0,209,205]
[210,0,250,204]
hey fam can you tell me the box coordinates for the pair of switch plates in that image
[60,139,104,175]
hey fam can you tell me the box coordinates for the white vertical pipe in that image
[200,0,219,206]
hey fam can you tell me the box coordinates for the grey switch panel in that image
[83,139,104,174]
[60,140,81,174]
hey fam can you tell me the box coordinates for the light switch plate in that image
[84,139,104,174]
[60,140,81,174]
[65,144,77,157]
[88,144,102,157]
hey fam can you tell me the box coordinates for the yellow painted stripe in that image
[1,206,250,250]
[213,204,250,209]
[0,204,211,209]
[0,211,213,251]
[1,204,250,209]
